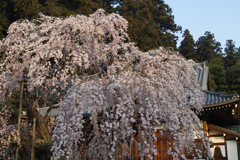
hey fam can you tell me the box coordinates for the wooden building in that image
[192,61,240,160]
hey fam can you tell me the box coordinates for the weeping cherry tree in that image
[0,9,211,160]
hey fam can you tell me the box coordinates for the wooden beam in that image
[224,136,228,160]
[15,81,24,160]
[31,118,36,160]
[190,98,239,109]
[209,134,225,137]
[208,125,240,138]
[115,140,118,160]
[213,142,225,146]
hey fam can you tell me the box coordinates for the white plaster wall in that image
[210,145,226,157]
[209,137,224,143]
[199,120,203,129]
[209,130,222,135]
[227,141,238,160]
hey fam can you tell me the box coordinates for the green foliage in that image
[178,29,197,61]
[228,60,240,95]
[115,0,181,51]
[196,31,222,62]
[222,40,239,94]
[208,57,227,92]
[224,39,238,69]
[0,0,10,39]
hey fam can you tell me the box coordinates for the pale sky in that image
[165,0,240,52]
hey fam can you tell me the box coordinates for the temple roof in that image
[208,124,240,138]
[195,61,210,90]
[202,90,239,107]
[223,125,240,133]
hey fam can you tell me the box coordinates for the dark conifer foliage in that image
[208,57,227,92]
[115,0,182,51]
[224,39,238,69]
[228,60,240,95]
[178,29,197,61]
[0,0,11,39]
[223,40,240,94]
[196,31,222,62]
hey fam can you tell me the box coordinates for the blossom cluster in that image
[52,45,210,159]
[0,9,132,102]
[0,106,21,159]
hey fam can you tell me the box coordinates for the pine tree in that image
[13,0,40,19]
[208,57,227,92]
[228,60,240,95]
[223,40,239,94]
[196,31,222,62]
[115,0,181,51]
[0,1,9,40]
[224,39,237,69]
[178,29,197,61]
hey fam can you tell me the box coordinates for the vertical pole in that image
[115,140,118,160]
[15,81,24,160]
[31,118,36,160]
[36,87,38,98]
[131,142,134,160]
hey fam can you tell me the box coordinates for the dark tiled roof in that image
[223,125,240,133]
[195,61,239,107]
[208,124,240,138]
[203,90,239,106]
[195,61,209,90]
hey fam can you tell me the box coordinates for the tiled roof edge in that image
[208,124,240,138]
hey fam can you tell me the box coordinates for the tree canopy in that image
[178,29,197,62]
[0,9,210,160]
[196,31,222,62]
[115,0,181,51]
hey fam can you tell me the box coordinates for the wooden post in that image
[115,140,118,160]
[131,142,134,160]
[15,81,24,160]
[36,87,38,98]
[203,120,208,137]
[31,118,36,160]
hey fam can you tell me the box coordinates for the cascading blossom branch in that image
[0,8,132,102]
[52,47,211,159]
[0,106,21,159]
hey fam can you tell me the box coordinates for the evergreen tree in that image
[178,29,197,61]
[41,0,113,17]
[224,39,237,69]
[196,31,222,62]
[115,0,181,51]
[208,57,227,92]
[0,1,9,40]
[228,60,240,95]
[223,40,239,93]
[13,0,40,20]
